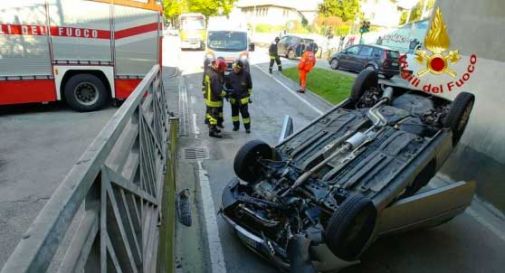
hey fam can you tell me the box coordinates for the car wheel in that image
[350,69,379,103]
[288,49,295,59]
[64,74,108,112]
[324,194,377,261]
[330,58,339,70]
[442,92,475,145]
[234,140,277,183]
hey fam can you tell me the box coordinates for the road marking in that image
[180,74,227,272]
[197,161,227,273]
[253,64,323,115]
[192,113,200,136]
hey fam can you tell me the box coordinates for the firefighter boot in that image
[209,127,222,138]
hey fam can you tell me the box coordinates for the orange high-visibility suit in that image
[298,49,316,92]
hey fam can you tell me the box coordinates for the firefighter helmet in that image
[216,57,227,73]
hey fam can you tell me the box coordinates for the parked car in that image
[221,70,475,272]
[330,44,400,79]
[277,35,318,59]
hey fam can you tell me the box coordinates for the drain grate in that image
[183,147,209,160]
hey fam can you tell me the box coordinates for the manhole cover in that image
[183,147,209,160]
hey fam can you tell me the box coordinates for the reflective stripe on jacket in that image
[228,69,252,105]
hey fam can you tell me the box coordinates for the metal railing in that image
[1,65,176,273]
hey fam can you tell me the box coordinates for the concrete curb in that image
[157,117,179,273]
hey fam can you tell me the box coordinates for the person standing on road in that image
[227,60,253,133]
[203,58,227,138]
[269,37,282,74]
[216,57,227,129]
[297,44,316,93]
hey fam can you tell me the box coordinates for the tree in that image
[163,0,183,24]
[318,0,361,22]
[162,0,237,23]
[186,0,236,18]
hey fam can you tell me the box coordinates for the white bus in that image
[0,0,163,111]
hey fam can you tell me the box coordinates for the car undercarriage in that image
[221,70,475,272]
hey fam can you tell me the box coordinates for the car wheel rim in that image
[331,60,338,69]
[74,82,99,106]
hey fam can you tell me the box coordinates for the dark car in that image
[221,70,475,272]
[330,44,400,79]
[277,35,318,59]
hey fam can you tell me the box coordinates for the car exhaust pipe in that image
[367,86,393,127]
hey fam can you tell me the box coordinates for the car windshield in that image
[181,18,205,30]
[208,31,247,52]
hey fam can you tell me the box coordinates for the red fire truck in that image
[0,0,163,111]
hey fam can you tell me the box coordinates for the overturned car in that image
[221,70,476,272]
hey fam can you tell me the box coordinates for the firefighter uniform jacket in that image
[269,42,279,57]
[228,69,252,105]
[203,68,225,107]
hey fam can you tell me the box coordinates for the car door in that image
[377,178,476,236]
[340,45,360,70]
[290,36,301,56]
[356,46,374,71]
[277,36,289,56]
[339,45,360,69]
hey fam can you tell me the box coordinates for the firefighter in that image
[269,37,282,74]
[216,57,226,128]
[297,44,316,93]
[227,60,252,133]
[203,58,227,138]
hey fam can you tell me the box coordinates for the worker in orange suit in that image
[297,44,316,93]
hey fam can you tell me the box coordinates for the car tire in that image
[324,194,377,261]
[234,140,277,183]
[350,69,379,103]
[330,58,339,70]
[442,92,475,145]
[288,49,295,59]
[365,65,376,71]
[64,74,108,112]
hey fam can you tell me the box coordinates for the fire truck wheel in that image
[64,74,108,112]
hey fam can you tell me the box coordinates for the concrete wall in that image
[433,0,505,211]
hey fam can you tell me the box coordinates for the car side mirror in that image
[249,43,255,52]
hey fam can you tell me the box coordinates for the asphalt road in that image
[1,35,504,272]
[172,42,505,273]
[0,104,116,266]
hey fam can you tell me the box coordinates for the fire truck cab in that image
[0,0,163,111]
